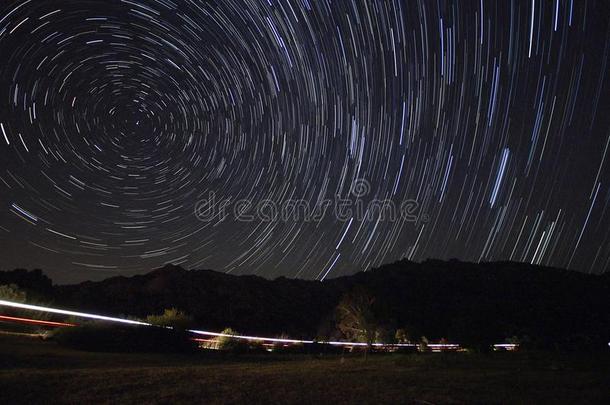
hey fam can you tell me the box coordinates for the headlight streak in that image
[0,299,150,326]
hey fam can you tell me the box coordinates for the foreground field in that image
[0,335,609,404]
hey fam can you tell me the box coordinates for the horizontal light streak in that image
[0,314,75,328]
[0,300,150,326]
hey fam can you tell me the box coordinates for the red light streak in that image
[0,314,75,328]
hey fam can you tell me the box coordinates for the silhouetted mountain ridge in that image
[1,260,608,347]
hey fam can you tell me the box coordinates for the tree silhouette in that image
[335,286,378,346]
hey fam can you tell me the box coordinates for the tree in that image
[375,326,395,344]
[395,328,410,344]
[335,286,378,345]
[145,308,193,330]
[215,327,258,352]
[418,336,431,352]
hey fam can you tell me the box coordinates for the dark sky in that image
[0,0,608,284]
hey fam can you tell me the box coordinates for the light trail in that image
[0,314,75,328]
[0,299,150,326]
[189,329,315,344]
[0,299,517,350]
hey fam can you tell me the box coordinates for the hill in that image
[2,260,609,348]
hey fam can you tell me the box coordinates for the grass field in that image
[0,334,609,404]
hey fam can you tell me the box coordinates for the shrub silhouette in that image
[146,308,193,330]
[51,322,198,353]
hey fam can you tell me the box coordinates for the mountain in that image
[2,260,609,348]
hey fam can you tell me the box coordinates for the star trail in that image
[0,0,608,283]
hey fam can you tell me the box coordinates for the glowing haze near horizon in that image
[0,0,608,283]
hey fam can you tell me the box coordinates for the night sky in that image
[0,0,608,284]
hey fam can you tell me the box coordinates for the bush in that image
[216,328,253,353]
[51,323,198,353]
[215,328,268,353]
[0,283,27,303]
[0,284,51,322]
[145,308,193,330]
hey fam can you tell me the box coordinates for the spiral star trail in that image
[0,0,608,283]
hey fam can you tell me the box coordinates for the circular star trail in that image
[0,0,609,283]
